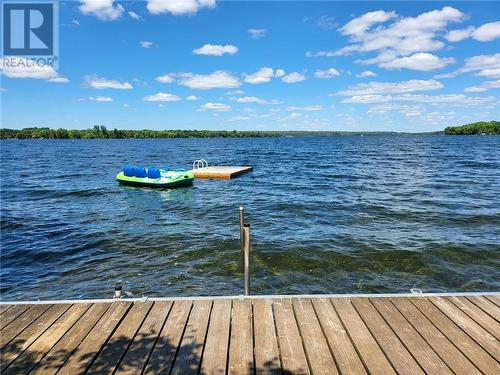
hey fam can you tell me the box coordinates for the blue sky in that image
[1,0,499,132]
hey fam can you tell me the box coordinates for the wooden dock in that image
[1,293,499,374]
[191,166,253,179]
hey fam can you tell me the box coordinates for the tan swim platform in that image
[191,166,253,179]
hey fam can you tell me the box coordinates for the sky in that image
[1,0,499,132]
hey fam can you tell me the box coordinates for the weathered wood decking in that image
[1,293,499,374]
[191,166,253,179]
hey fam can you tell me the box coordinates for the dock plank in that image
[448,296,500,339]
[370,297,452,375]
[312,298,367,375]
[200,299,232,375]
[352,298,424,375]
[411,297,500,374]
[467,296,500,322]
[0,304,71,369]
[143,300,192,374]
[1,294,498,375]
[115,301,173,374]
[253,299,281,374]
[0,304,52,349]
[4,303,91,374]
[332,298,395,374]
[293,298,338,374]
[57,301,132,374]
[171,299,212,375]
[391,297,481,375]
[0,304,31,331]
[0,305,13,315]
[273,298,310,375]
[30,303,111,375]
[228,299,254,375]
[430,296,500,359]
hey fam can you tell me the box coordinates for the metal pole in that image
[243,224,250,295]
[239,206,245,270]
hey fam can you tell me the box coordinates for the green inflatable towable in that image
[116,166,194,188]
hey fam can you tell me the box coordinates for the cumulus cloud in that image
[128,11,141,20]
[464,79,500,93]
[248,28,267,39]
[342,93,496,106]
[287,106,324,111]
[337,79,443,96]
[140,41,153,48]
[84,75,133,89]
[186,95,199,100]
[446,21,500,42]
[230,96,281,105]
[0,57,68,82]
[282,72,306,83]
[435,53,500,79]
[311,7,463,71]
[177,71,240,89]
[378,53,455,71]
[193,44,238,56]
[275,69,286,78]
[314,68,340,79]
[143,92,181,102]
[156,74,174,83]
[79,0,124,21]
[356,70,377,78]
[147,0,215,15]
[244,67,275,84]
[199,102,231,111]
[90,96,113,102]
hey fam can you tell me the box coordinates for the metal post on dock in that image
[243,224,250,296]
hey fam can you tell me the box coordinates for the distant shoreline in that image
[1,121,498,139]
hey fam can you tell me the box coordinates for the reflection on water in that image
[1,135,499,300]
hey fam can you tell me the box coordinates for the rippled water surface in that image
[1,136,499,300]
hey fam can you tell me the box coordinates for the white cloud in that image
[79,0,124,21]
[356,70,377,78]
[90,96,113,102]
[378,53,455,71]
[287,106,324,111]
[464,79,500,93]
[342,93,496,106]
[177,71,240,89]
[248,28,267,39]
[282,72,306,83]
[367,103,425,118]
[447,22,500,43]
[435,53,500,79]
[140,41,153,49]
[72,19,80,25]
[314,68,340,79]
[147,0,215,15]
[0,57,68,83]
[199,102,231,111]
[186,95,199,100]
[47,77,70,83]
[322,7,464,71]
[275,69,286,78]
[128,11,141,20]
[193,44,238,56]
[230,96,281,105]
[228,116,250,122]
[225,89,244,95]
[143,92,181,102]
[84,75,133,89]
[244,68,275,84]
[337,79,442,96]
[156,74,174,83]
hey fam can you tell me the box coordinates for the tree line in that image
[444,121,499,135]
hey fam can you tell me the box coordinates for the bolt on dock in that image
[1,293,499,374]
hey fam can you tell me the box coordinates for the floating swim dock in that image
[1,292,499,374]
[191,159,253,179]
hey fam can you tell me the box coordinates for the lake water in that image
[1,136,499,300]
